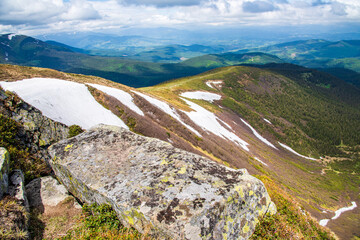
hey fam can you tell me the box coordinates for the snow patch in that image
[132,91,201,136]
[332,201,357,220]
[206,80,223,89]
[241,118,277,149]
[319,219,330,226]
[8,34,18,40]
[180,91,221,102]
[181,98,249,151]
[263,118,272,124]
[319,202,357,226]
[0,78,128,130]
[87,83,144,116]
[278,142,317,160]
[254,157,268,166]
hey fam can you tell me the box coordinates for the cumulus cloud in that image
[0,0,66,25]
[120,0,204,7]
[331,1,347,16]
[0,0,100,26]
[242,1,278,13]
[311,0,330,6]
[0,0,359,35]
[62,0,101,20]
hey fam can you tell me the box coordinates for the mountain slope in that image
[0,64,358,239]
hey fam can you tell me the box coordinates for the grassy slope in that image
[144,64,360,157]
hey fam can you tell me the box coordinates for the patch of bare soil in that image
[29,197,81,240]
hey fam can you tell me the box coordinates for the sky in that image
[0,0,359,35]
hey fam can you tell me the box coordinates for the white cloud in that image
[0,0,359,34]
[0,0,100,26]
[62,0,100,20]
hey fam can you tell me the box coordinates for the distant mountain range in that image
[1,34,360,89]
[238,39,360,75]
[0,34,282,87]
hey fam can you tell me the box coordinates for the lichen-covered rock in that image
[49,125,276,240]
[0,147,10,199]
[0,89,69,162]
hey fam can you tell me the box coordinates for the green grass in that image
[59,204,147,240]
[68,125,84,138]
[251,176,336,240]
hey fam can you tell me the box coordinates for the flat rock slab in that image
[48,125,276,240]
[26,176,81,211]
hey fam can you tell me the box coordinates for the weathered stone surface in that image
[0,147,10,199]
[0,89,69,162]
[8,170,29,212]
[26,176,80,211]
[49,124,276,240]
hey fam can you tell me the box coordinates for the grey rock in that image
[25,176,73,210]
[8,170,29,212]
[49,124,276,240]
[0,147,10,199]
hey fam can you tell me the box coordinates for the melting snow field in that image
[319,201,357,226]
[132,91,202,136]
[87,83,144,116]
[240,118,277,149]
[180,91,221,102]
[181,98,249,151]
[278,142,317,160]
[0,78,128,130]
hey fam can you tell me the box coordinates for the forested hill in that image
[0,34,282,87]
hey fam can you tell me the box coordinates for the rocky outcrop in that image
[0,89,69,162]
[0,148,10,199]
[49,125,276,240]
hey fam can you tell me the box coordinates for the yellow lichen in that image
[235,185,245,198]
[222,233,228,240]
[161,176,169,182]
[242,222,250,233]
[160,159,168,165]
[178,166,187,174]
[64,144,73,152]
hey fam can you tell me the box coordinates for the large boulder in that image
[0,147,10,199]
[48,125,276,240]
